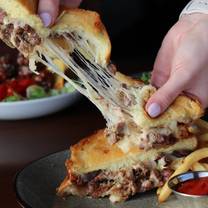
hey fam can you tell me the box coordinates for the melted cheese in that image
[27,33,168,152]
[30,34,140,122]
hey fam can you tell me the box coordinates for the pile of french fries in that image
[157,119,208,203]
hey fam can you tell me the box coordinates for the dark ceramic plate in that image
[15,150,184,208]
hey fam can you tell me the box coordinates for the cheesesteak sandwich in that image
[0,0,204,203]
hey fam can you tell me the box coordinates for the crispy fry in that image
[201,163,208,170]
[170,158,184,170]
[158,148,208,203]
[191,162,206,171]
[157,187,161,195]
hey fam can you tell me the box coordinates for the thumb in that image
[38,0,60,27]
[145,71,187,118]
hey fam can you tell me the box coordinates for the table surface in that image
[0,96,107,208]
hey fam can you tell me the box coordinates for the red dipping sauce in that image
[177,177,208,195]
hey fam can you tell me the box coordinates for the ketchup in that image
[177,177,208,195]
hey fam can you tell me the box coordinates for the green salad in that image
[0,53,76,102]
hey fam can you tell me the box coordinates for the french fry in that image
[157,187,162,195]
[191,162,206,171]
[158,148,208,203]
[170,158,184,170]
[201,163,208,170]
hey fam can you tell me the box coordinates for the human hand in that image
[146,13,208,118]
[38,0,82,27]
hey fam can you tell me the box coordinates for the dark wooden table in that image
[0,96,106,208]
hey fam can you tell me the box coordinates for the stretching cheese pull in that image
[0,0,203,150]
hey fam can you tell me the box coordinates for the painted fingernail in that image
[147,103,161,118]
[39,12,52,27]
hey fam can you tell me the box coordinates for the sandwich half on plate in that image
[0,0,204,203]
[56,74,202,203]
[57,130,198,203]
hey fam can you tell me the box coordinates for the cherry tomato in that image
[17,78,35,95]
[18,78,34,89]
[6,86,14,96]
[6,80,18,96]
[9,80,18,88]
[7,78,34,96]
[0,84,7,100]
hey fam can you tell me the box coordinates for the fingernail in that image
[39,12,52,27]
[147,103,161,118]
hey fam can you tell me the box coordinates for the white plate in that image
[0,91,80,120]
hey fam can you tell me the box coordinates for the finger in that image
[61,0,82,8]
[185,74,208,108]
[186,89,208,108]
[38,0,60,27]
[146,70,189,117]
[151,34,174,87]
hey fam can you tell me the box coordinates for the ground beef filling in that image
[0,23,41,53]
[106,123,191,151]
[139,132,176,150]
[0,11,41,53]
[68,155,173,202]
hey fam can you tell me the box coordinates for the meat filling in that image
[139,131,176,150]
[0,10,41,53]
[66,155,173,202]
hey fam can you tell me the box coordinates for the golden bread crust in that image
[0,2,111,64]
[131,84,204,129]
[115,72,143,86]
[51,9,111,65]
[69,129,197,174]
[113,72,203,129]
[57,176,72,195]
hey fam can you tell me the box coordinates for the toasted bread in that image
[57,129,198,202]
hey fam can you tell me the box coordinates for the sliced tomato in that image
[0,84,7,100]
[6,86,14,96]
[9,80,18,88]
[18,78,35,89]
[17,78,35,95]
[6,80,17,96]
[7,78,35,96]
[17,79,35,92]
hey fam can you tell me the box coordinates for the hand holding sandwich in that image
[38,0,207,119]
[146,13,208,117]
[38,0,82,26]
